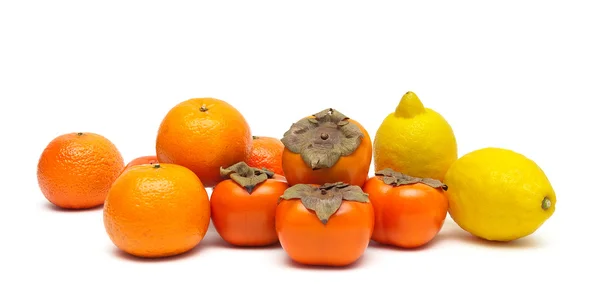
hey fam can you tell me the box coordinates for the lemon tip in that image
[541,197,552,210]
[395,91,425,118]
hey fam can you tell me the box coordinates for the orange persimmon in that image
[210,162,289,247]
[362,168,449,248]
[281,108,372,187]
[276,182,374,267]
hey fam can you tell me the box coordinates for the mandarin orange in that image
[246,136,285,175]
[37,132,124,209]
[120,155,158,175]
[103,163,211,258]
[156,98,252,187]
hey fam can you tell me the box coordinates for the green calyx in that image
[375,168,448,190]
[281,108,364,170]
[220,161,275,194]
[279,182,369,225]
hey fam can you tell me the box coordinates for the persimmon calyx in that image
[220,161,275,194]
[281,108,364,170]
[375,168,448,190]
[279,182,369,225]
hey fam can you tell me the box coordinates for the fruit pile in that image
[37,92,556,267]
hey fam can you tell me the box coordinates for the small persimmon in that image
[276,182,374,267]
[280,108,372,187]
[210,162,289,247]
[363,168,449,249]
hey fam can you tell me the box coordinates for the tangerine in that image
[156,98,252,187]
[247,136,285,175]
[37,132,124,209]
[103,163,211,258]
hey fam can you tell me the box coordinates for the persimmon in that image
[281,108,372,187]
[276,182,374,267]
[210,162,289,247]
[362,168,449,248]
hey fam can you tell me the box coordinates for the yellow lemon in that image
[444,147,556,241]
[373,91,457,181]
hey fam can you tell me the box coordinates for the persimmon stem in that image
[375,168,447,190]
[220,162,275,194]
[279,182,369,225]
[281,108,364,170]
[77,132,83,136]
[153,164,161,169]
[200,105,208,112]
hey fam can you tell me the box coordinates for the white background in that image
[1,1,598,307]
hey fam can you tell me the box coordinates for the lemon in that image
[373,91,457,181]
[444,147,556,241]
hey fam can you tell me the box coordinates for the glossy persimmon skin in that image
[210,177,289,246]
[362,176,448,248]
[281,119,372,187]
[275,198,374,267]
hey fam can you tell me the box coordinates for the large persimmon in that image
[281,108,372,187]
[276,182,374,267]
[156,98,252,187]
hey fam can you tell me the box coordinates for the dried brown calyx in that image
[279,182,369,225]
[375,168,448,190]
[281,108,364,170]
[220,161,275,194]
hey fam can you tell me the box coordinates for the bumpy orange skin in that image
[247,136,285,175]
[210,177,289,246]
[103,163,211,258]
[124,155,158,169]
[121,155,158,174]
[37,132,124,209]
[276,195,374,267]
[156,98,252,187]
[363,176,448,248]
[281,119,372,187]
